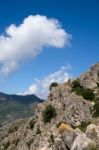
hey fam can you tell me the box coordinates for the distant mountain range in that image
[0,92,43,126]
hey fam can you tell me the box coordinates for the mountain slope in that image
[0,93,43,126]
[0,63,99,150]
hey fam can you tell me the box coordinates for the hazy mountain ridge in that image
[0,93,43,126]
[0,92,43,103]
[0,63,99,150]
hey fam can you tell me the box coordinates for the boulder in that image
[86,124,99,147]
[71,133,94,150]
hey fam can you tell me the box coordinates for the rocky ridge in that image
[79,63,99,98]
[0,63,99,150]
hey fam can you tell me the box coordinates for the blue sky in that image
[0,0,99,97]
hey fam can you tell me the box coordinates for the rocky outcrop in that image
[0,63,99,150]
[79,63,99,89]
[71,133,94,150]
[0,89,94,150]
[86,123,99,148]
[47,84,92,126]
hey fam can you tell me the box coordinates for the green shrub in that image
[50,133,55,143]
[72,79,82,89]
[88,143,97,150]
[97,83,99,88]
[71,86,83,95]
[93,100,99,117]
[3,141,10,150]
[36,127,41,134]
[29,118,36,129]
[13,139,20,146]
[42,104,57,123]
[82,88,95,100]
[8,125,18,133]
[50,82,58,91]
[75,121,91,132]
[71,79,83,95]
[71,80,95,100]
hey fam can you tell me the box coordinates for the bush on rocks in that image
[42,104,57,123]
[50,82,58,91]
[71,80,95,100]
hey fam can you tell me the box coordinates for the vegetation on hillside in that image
[93,99,99,117]
[0,100,36,126]
[75,121,91,132]
[88,143,98,150]
[29,118,36,129]
[36,127,41,134]
[8,124,18,133]
[50,82,58,91]
[3,141,10,150]
[71,79,99,117]
[71,79,95,100]
[97,82,99,88]
[42,104,57,123]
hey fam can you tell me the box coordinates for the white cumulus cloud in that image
[0,15,72,75]
[21,64,72,99]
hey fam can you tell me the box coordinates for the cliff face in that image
[80,63,99,89]
[38,84,92,127]
[0,63,99,150]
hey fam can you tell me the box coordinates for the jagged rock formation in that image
[47,84,92,126]
[79,63,99,98]
[0,63,99,150]
[79,63,99,88]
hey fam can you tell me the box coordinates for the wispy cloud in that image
[0,15,72,76]
[20,64,72,99]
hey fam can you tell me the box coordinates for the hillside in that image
[0,63,99,150]
[0,93,43,126]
